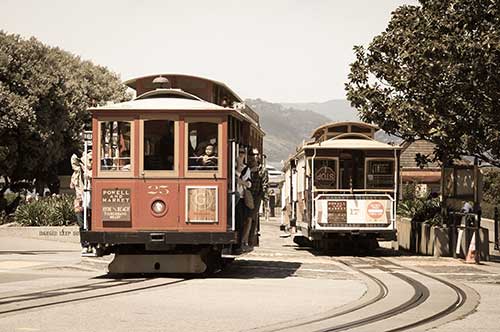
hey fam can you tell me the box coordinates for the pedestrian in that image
[247,148,268,246]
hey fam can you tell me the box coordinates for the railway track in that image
[250,257,477,332]
[0,255,477,331]
[0,277,189,317]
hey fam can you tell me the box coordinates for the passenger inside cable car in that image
[188,122,219,170]
[199,144,217,167]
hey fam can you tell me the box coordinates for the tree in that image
[0,31,129,199]
[482,167,500,206]
[345,0,500,167]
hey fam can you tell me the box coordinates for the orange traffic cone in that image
[465,232,479,264]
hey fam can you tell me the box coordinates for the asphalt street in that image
[0,218,499,331]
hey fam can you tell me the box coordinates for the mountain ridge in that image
[281,99,359,122]
[246,98,331,164]
[248,98,401,165]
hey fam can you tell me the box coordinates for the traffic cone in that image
[465,232,478,264]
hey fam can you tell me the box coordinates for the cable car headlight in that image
[151,200,166,215]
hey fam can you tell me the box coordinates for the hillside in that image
[246,99,330,164]
[281,99,359,121]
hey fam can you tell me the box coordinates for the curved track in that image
[253,257,474,332]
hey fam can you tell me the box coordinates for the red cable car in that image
[80,74,264,273]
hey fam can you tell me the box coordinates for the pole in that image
[473,157,480,262]
[494,207,499,251]
[231,141,236,231]
[83,141,88,231]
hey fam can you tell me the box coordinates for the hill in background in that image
[249,98,402,165]
[246,99,330,165]
[281,99,359,122]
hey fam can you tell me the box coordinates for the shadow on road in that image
[489,253,500,263]
[294,242,417,259]
[98,259,302,280]
[214,259,301,279]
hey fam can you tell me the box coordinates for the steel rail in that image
[0,278,189,316]
[378,257,467,332]
[313,259,429,332]
[264,262,389,332]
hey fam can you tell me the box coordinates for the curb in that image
[0,225,80,243]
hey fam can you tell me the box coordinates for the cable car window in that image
[366,159,394,188]
[100,121,131,171]
[143,120,175,170]
[313,159,338,189]
[187,122,218,171]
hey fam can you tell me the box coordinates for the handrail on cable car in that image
[312,189,395,193]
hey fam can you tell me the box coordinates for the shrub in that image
[0,211,8,225]
[14,195,77,226]
[482,168,500,206]
[401,181,418,201]
[481,202,499,220]
[0,193,22,225]
[398,196,442,225]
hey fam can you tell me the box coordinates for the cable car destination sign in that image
[316,197,390,225]
[102,188,131,221]
[315,165,337,189]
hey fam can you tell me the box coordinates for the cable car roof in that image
[89,96,226,111]
[304,136,401,150]
[311,121,379,139]
[124,73,244,103]
[89,90,265,136]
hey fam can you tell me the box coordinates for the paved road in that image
[0,219,499,331]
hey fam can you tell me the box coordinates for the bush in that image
[398,197,442,225]
[0,193,22,225]
[481,202,499,220]
[0,211,8,225]
[14,195,77,226]
[483,168,500,205]
[401,181,418,201]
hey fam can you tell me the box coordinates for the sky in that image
[0,0,418,103]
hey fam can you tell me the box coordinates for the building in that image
[399,140,441,195]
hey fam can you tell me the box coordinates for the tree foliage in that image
[0,31,129,192]
[482,167,500,206]
[346,0,500,166]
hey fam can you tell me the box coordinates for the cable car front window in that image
[143,120,175,171]
[100,121,131,172]
[366,159,395,188]
[187,122,218,171]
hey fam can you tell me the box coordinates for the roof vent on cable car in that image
[152,75,171,89]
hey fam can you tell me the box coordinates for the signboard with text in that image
[314,159,337,189]
[316,198,390,225]
[187,187,218,223]
[102,188,131,222]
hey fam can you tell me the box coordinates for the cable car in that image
[80,74,264,273]
[281,122,400,250]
